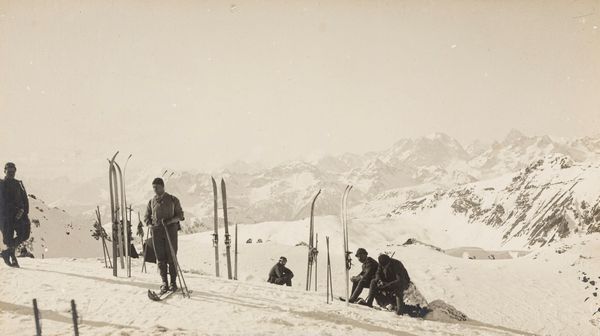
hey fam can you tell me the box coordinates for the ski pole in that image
[325,237,330,304]
[163,223,190,298]
[141,226,149,273]
[97,208,108,268]
[315,233,318,292]
[234,223,238,280]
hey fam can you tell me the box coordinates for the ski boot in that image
[1,249,11,267]
[358,296,373,308]
[395,296,406,316]
[9,249,19,268]
[159,283,170,295]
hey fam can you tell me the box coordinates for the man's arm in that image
[268,265,277,278]
[363,259,378,280]
[274,264,284,278]
[163,196,184,225]
[19,181,29,215]
[144,201,153,226]
[383,261,405,288]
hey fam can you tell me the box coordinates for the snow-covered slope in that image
[2,218,598,335]
[20,194,99,258]
[0,257,530,336]
[386,154,600,248]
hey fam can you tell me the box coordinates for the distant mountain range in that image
[26,130,600,247]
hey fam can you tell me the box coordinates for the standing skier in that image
[267,256,294,286]
[360,254,411,315]
[144,178,184,294]
[348,248,378,303]
[0,162,31,267]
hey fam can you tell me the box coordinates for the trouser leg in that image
[166,225,178,285]
[350,280,369,302]
[395,290,406,315]
[152,228,168,284]
[14,217,30,246]
[2,218,16,248]
[365,279,380,306]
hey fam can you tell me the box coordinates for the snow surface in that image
[1,217,598,335]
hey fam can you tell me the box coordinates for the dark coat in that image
[356,256,378,284]
[1,178,28,219]
[0,179,4,231]
[268,263,294,283]
[375,258,411,292]
[144,192,184,231]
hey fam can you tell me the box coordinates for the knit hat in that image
[355,248,368,257]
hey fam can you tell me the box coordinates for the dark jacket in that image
[144,192,184,231]
[268,263,294,283]
[1,178,29,219]
[0,179,4,230]
[375,258,411,291]
[357,256,378,284]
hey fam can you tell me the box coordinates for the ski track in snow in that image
[1,257,533,336]
[1,219,599,335]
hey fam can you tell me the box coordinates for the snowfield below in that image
[1,260,532,336]
[1,216,598,335]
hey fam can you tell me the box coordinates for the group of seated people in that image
[267,248,411,315]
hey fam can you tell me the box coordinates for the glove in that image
[380,281,393,290]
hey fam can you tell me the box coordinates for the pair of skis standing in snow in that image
[303,186,352,304]
[306,185,414,316]
[210,177,238,281]
[108,152,186,301]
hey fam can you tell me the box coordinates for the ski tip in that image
[148,289,160,301]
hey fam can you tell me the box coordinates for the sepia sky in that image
[1,0,599,181]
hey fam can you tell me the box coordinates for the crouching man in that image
[348,248,378,303]
[267,256,294,286]
[360,254,411,315]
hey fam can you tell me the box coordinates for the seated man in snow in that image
[267,256,294,286]
[360,254,411,315]
[348,248,378,303]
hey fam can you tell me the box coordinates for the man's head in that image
[355,248,368,263]
[152,177,165,195]
[4,162,16,179]
[378,254,391,266]
[278,256,287,265]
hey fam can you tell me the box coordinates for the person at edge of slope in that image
[144,177,184,294]
[0,162,31,268]
[348,247,379,303]
[267,256,294,286]
[359,253,411,315]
